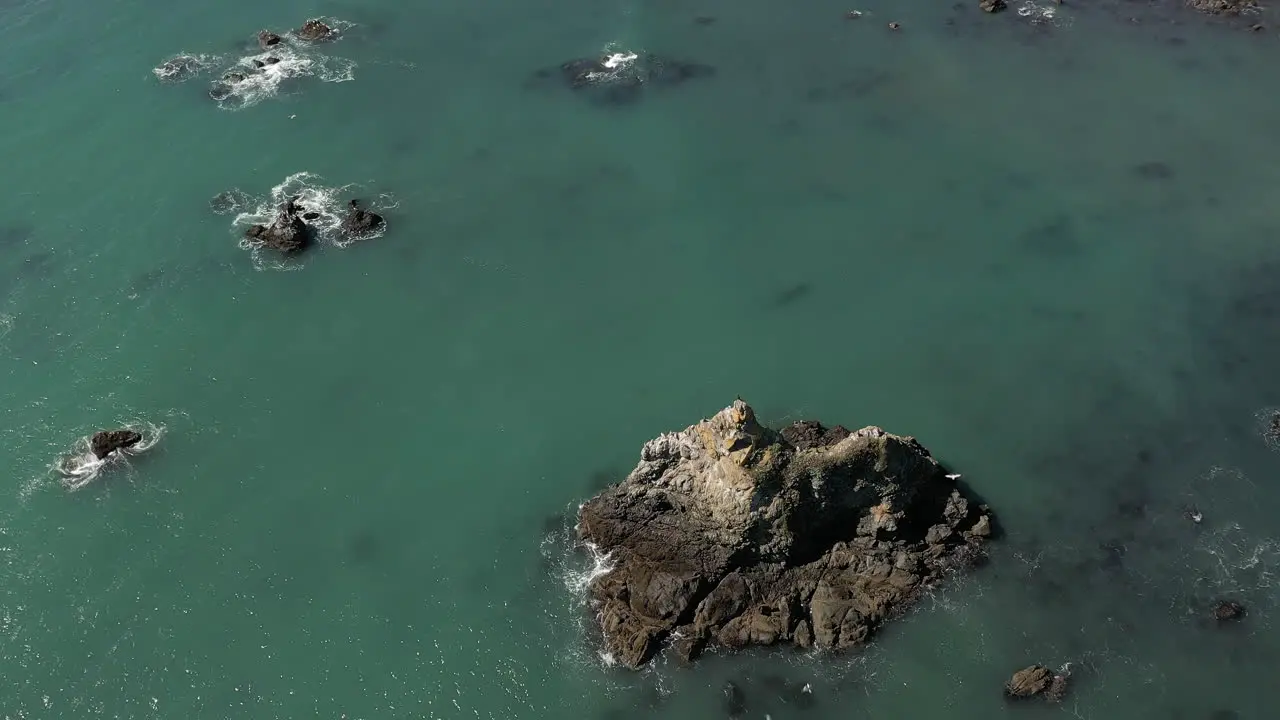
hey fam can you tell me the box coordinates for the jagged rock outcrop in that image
[577,400,995,668]
[90,430,142,460]
[245,195,310,253]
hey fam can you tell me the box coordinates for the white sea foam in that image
[230,172,397,270]
[151,53,222,83]
[209,44,355,110]
[54,421,166,492]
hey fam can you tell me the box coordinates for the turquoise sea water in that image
[3,0,1280,717]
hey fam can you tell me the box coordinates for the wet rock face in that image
[576,400,995,668]
[90,430,142,460]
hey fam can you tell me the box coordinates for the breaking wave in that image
[229,172,397,270]
[151,53,222,83]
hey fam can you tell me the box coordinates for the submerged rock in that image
[1005,665,1069,702]
[154,55,207,82]
[297,19,337,42]
[340,199,384,238]
[537,52,714,104]
[245,195,310,253]
[576,400,995,668]
[90,430,142,460]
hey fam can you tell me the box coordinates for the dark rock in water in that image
[245,195,310,253]
[258,30,283,49]
[341,199,384,238]
[209,69,250,100]
[722,681,746,718]
[541,52,713,104]
[297,18,337,42]
[1188,0,1257,14]
[694,15,717,25]
[575,400,995,668]
[90,430,142,460]
[302,211,321,221]
[979,0,1007,11]
[1214,600,1246,621]
[1135,161,1174,180]
[1005,665,1068,702]
[251,57,281,69]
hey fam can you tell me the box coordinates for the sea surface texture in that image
[1,0,1278,717]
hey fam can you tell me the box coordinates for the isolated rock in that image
[536,52,714,105]
[245,195,310,253]
[341,199,384,237]
[90,430,142,460]
[1214,600,1246,621]
[297,19,336,42]
[576,400,995,668]
[979,0,1007,11]
[1005,665,1069,702]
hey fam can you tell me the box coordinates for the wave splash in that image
[154,18,357,109]
[229,172,397,270]
[55,421,165,492]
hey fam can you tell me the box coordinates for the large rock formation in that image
[245,195,310,253]
[90,430,142,460]
[577,400,995,668]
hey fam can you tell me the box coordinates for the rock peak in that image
[577,400,994,668]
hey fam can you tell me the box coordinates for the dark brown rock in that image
[297,19,336,42]
[1214,600,1245,621]
[90,430,142,460]
[979,0,1008,12]
[779,420,852,450]
[576,400,994,668]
